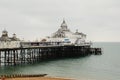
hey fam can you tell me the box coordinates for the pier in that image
[0,45,101,66]
[0,20,102,66]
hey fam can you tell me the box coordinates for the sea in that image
[0,42,120,80]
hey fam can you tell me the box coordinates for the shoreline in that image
[0,74,74,80]
[2,76,73,80]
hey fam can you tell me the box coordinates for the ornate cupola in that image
[2,29,8,37]
[13,33,16,38]
[0,29,10,41]
[11,33,20,41]
[60,19,68,31]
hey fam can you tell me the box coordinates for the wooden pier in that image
[0,45,101,66]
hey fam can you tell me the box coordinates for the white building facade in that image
[0,30,21,48]
[46,20,90,45]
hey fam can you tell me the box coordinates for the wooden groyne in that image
[0,74,47,79]
[0,45,102,66]
[0,74,71,80]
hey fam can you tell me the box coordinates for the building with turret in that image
[46,20,89,45]
[0,30,20,41]
[0,30,21,48]
[0,20,91,48]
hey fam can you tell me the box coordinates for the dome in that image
[1,29,8,37]
[13,33,16,37]
[61,20,67,27]
[2,29,8,34]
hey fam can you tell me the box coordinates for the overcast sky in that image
[0,0,120,42]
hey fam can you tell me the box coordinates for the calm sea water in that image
[0,42,120,80]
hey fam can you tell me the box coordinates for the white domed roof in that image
[61,20,67,27]
[61,19,68,27]
[2,29,8,33]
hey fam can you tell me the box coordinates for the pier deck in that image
[0,45,101,66]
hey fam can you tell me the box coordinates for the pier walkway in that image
[0,45,101,66]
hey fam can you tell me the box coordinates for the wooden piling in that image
[0,45,102,66]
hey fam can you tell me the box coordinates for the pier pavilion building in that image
[0,29,20,48]
[46,20,90,45]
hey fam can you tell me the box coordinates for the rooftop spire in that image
[61,19,67,30]
[63,18,65,23]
